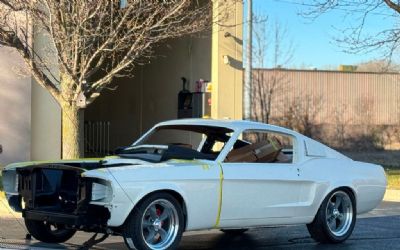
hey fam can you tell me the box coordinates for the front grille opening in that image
[18,167,82,213]
[17,165,111,231]
[34,169,80,212]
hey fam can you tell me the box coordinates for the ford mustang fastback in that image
[2,119,387,250]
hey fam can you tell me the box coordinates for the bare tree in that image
[252,69,290,124]
[279,95,323,138]
[305,1,400,60]
[350,96,385,150]
[0,0,233,159]
[356,59,400,72]
[332,102,350,148]
[251,17,294,124]
[355,96,376,136]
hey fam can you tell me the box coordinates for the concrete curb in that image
[383,189,400,202]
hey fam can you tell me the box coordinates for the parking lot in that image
[0,201,399,250]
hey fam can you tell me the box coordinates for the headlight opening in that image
[91,180,112,202]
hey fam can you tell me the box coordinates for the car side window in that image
[225,130,294,163]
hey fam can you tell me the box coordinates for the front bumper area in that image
[23,210,82,226]
[16,164,112,232]
[23,204,111,231]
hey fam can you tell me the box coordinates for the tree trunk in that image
[61,103,84,159]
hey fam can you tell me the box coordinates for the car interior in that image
[225,130,294,163]
[225,137,292,163]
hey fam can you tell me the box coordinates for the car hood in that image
[81,157,216,183]
[4,158,104,171]
[3,156,213,172]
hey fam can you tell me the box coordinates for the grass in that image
[384,166,400,190]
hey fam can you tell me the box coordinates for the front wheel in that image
[24,219,76,243]
[307,189,356,243]
[123,193,184,250]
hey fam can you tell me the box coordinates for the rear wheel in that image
[307,189,356,243]
[123,193,184,250]
[24,219,76,243]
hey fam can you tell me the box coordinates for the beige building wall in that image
[85,0,244,151]
[85,35,212,149]
[0,48,31,165]
[30,27,62,161]
[30,83,61,160]
[211,0,243,120]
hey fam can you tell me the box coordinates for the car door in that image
[218,129,302,228]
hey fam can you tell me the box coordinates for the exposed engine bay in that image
[14,164,111,232]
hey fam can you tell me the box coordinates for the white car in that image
[2,119,386,250]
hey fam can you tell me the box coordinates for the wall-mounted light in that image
[223,55,230,65]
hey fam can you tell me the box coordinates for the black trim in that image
[24,210,81,225]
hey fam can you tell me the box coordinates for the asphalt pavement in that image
[0,202,399,250]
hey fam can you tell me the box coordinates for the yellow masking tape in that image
[169,159,223,227]
[269,138,279,151]
[169,159,211,170]
[214,162,224,228]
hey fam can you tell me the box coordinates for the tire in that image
[123,193,185,250]
[220,229,248,235]
[24,219,76,243]
[307,189,356,243]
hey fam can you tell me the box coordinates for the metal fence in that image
[252,68,400,125]
[84,121,111,157]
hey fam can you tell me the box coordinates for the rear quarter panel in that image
[351,161,387,214]
[297,157,386,221]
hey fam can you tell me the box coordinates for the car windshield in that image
[116,125,234,162]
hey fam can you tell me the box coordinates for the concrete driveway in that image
[0,202,399,250]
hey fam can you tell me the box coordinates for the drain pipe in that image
[244,0,253,120]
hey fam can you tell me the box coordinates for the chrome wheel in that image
[325,191,353,237]
[141,199,179,250]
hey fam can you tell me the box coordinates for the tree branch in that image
[383,0,400,14]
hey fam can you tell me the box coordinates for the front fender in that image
[85,162,221,230]
[108,182,188,227]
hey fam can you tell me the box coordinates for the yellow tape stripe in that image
[214,162,224,228]
[170,159,223,227]
[269,138,279,151]
[169,159,211,170]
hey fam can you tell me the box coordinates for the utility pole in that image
[244,0,253,120]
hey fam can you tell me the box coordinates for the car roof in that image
[156,119,302,137]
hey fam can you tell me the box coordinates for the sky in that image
[246,0,398,69]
